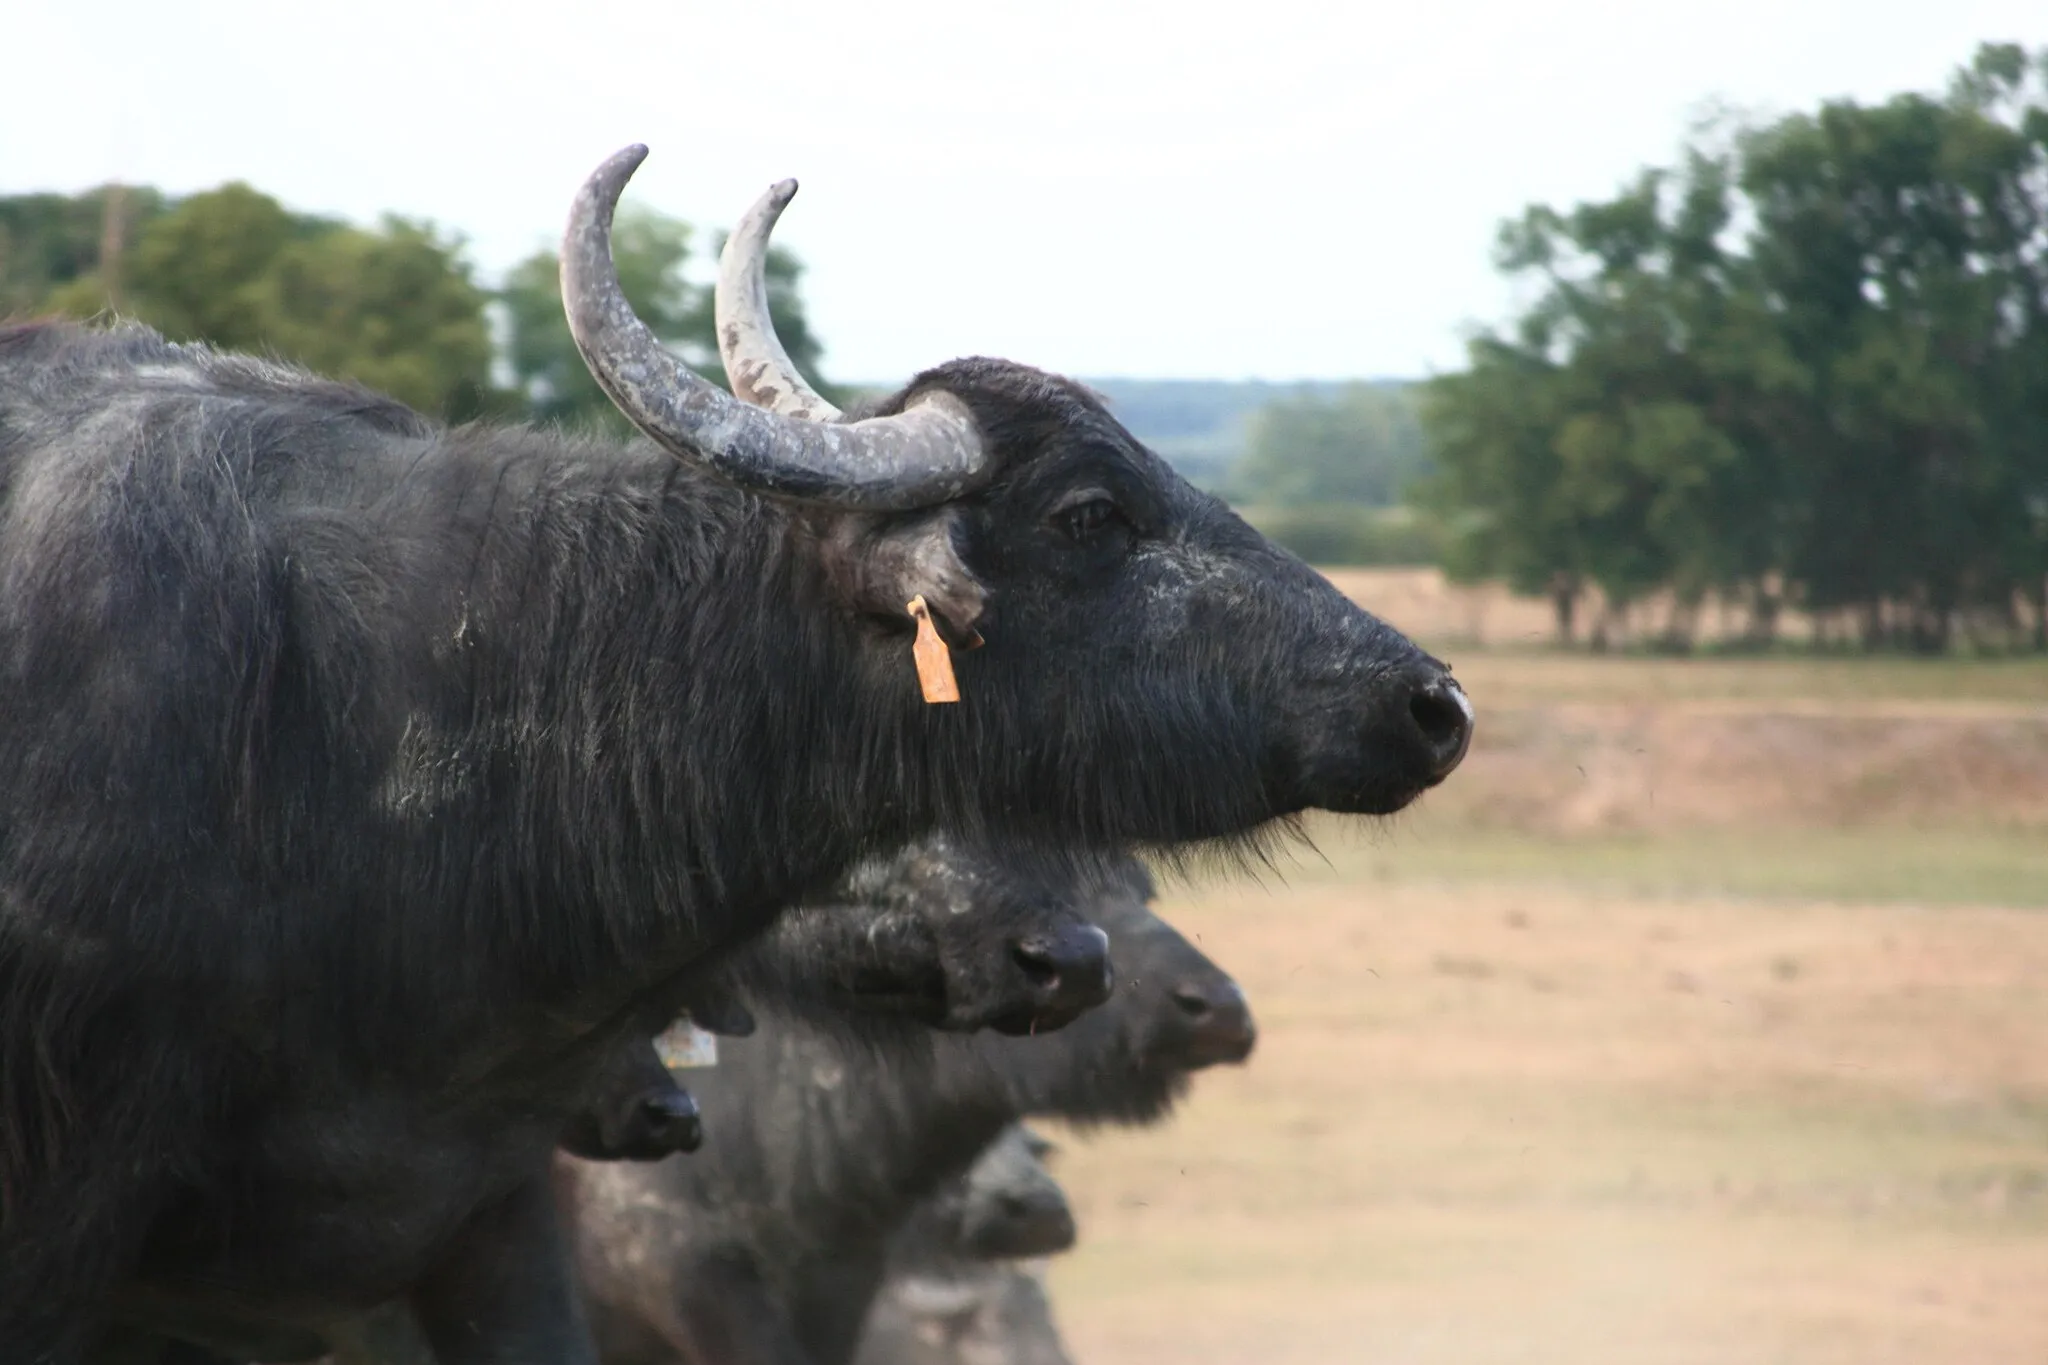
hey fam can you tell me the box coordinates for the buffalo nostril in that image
[1013,927,1112,997]
[978,1195,1078,1258]
[1408,677,1474,779]
[639,1093,702,1152]
[1011,940,1062,992]
[1177,979,1257,1065]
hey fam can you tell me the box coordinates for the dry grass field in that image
[1040,571,2048,1365]
[1312,567,2048,654]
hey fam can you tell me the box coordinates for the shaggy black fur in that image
[562,858,1252,1365]
[0,318,1452,1361]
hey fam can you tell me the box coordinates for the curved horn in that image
[561,146,992,510]
[715,179,842,420]
[891,1277,984,1317]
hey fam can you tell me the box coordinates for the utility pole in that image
[99,182,130,312]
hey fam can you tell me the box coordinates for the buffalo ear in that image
[820,508,988,645]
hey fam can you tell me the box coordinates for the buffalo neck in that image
[380,432,943,1025]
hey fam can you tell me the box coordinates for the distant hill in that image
[842,377,1411,491]
[1085,379,1417,489]
[1073,380,1306,488]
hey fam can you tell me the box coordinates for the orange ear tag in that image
[906,596,960,704]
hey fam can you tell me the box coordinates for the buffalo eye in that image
[1052,490,1128,545]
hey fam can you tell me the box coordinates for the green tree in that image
[248,217,494,416]
[1423,41,2048,652]
[118,183,336,349]
[24,181,496,419]
[1418,337,1591,641]
[0,186,166,316]
[1422,153,1789,645]
[13,180,843,433]
[1741,43,2048,647]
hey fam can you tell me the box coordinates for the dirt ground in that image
[1038,632,2048,1365]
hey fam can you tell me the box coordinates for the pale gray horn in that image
[715,179,841,420]
[890,1277,985,1317]
[561,146,992,509]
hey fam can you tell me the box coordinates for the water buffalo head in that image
[946,1125,1075,1260]
[724,835,1115,1038]
[964,856,1255,1127]
[556,1033,703,1161]
[563,148,1472,857]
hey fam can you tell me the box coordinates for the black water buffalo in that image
[855,1260,1071,1365]
[0,142,1466,1363]
[307,841,1113,1365]
[850,1126,1076,1365]
[903,1126,1074,1262]
[717,839,1114,1041]
[555,1034,708,1165]
[559,839,1113,1166]
[563,857,1253,1365]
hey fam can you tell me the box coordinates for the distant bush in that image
[1227,382,1428,508]
[1238,504,1443,567]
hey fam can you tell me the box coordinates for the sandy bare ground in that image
[1035,643,2048,1365]
[1320,566,2048,656]
[1433,702,2048,834]
[1043,880,2048,1365]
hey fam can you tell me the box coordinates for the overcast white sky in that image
[7,0,2045,383]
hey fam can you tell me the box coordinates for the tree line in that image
[1417,43,2048,653]
[2,174,1436,567]
[14,42,2044,657]
[1222,381,1437,566]
[0,180,837,426]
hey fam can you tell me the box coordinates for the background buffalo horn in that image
[562,146,992,510]
[715,179,842,421]
[889,1277,985,1317]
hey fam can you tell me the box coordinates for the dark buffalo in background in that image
[856,1261,1071,1365]
[0,141,1468,1363]
[856,1260,1072,1365]
[302,841,1113,1365]
[555,1033,708,1165]
[902,1126,1075,1263]
[558,837,1114,1165]
[565,856,1254,1365]
[717,838,1114,1041]
[852,1126,1077,1365]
